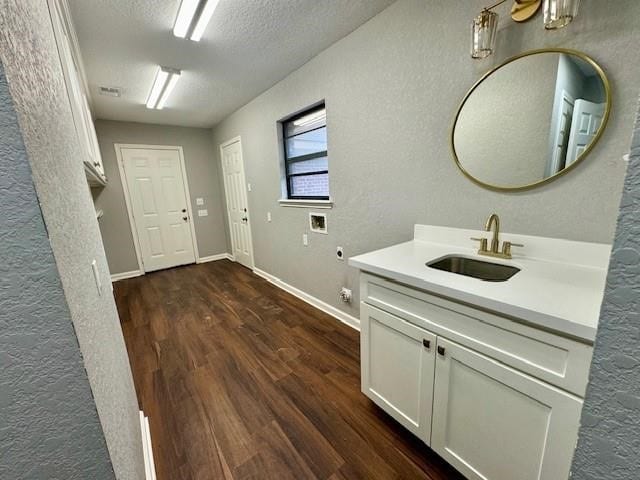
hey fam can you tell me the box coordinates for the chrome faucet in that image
[472,213,523,260]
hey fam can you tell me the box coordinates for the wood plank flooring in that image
[115,260,465,480]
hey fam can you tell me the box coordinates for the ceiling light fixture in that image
[173,0,220,41]
[145,66,181,110]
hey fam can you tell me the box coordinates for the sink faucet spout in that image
[485,213,500,253]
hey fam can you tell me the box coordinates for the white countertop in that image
[349,225,611,343]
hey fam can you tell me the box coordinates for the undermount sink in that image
[427,255,520,282]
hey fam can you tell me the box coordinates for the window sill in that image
[278,199,333,209]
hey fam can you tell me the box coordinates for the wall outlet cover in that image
[336,246,344,261]
[267,212,272,222]
[303,233,309,246]
[196,197,204,205]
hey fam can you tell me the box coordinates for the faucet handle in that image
[471,237,488,252]
[502,241,524,257]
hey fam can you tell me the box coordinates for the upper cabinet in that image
[48,0,106,187]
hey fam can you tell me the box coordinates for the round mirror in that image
[451,49,611,191]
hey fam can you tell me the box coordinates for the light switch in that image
[91,259,102,295]
[303,233,308,246]
[247,183,252,192]
[198,209,208,217]
[267,212,272,222]
[196,197,204,205]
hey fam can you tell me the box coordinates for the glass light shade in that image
[471,10,499,59]
[543,0,580,29]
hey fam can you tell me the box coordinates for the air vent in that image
[98,86,121,97]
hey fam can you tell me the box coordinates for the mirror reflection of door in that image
[566,100,606,166]
[548,90,574,176]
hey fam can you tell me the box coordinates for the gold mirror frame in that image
[451,48,612,192]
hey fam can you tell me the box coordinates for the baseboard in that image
[253,267,360,331]
[197,253,233,264]
[111,270,143,282]
[139,411,157,480]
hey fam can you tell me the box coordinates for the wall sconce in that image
[471,0,580,59]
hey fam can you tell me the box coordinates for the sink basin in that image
[427,255,520,282]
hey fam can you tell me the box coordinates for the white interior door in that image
[121,147,196,272]
[566,99,605,166]
[431,337,583,480]
[220,139,254,269]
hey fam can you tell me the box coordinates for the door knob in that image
[242,217,248,222]
[183,216,188,221]
[182,208,187,213]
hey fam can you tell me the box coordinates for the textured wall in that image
[0,62,115,479]
[93,119,228,274]
[211,0,640,319]
[571,100,640,478]
[0,1,145,479]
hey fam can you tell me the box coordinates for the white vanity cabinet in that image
[48,0,106,186]
[360,303,436,444]
[358,272,591,480]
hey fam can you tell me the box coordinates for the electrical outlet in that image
[336,246,344,261]
[267,212,272,222]
[303,233,309,246]
[198,209,208,217]
[196,197,204,205]
[339,287,352,303]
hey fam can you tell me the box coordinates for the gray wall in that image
[211,0,640,320]
[571,98,640,479]
[94,120,228,274]
[0,59,114,480]
[0,2,144,479]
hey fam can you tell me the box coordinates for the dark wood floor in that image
[115,260,465,480]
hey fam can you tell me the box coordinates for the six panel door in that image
[431,337,583,480]
[122,147,196,272]
[360,303,436,444]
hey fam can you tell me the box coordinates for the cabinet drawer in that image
[361,273,592,396]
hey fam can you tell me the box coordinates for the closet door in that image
[431,337,582,480]
[360,303,436,444]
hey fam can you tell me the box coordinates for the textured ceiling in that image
[68,0,397,128]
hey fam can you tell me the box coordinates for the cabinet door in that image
[432,337,582,480]
[360,303,436,444]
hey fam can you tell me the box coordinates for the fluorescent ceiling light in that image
[146,67,181,110]
[173,0,220,41]
[173,0,199,38]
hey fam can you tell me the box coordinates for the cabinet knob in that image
[437,346,446,356]
[422,339,431,349]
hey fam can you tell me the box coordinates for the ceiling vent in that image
[98,86,122,97]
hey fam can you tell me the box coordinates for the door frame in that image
[115,143,200,273]
[219,136,255,269]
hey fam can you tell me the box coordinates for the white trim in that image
[253,267,360,331]
[115,144,200,273]
[278,198,333,209]
[219,136,255,269]
[197,253,233,263]
[139,411,157,480]
[111,270,143,282]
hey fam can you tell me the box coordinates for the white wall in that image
[211,0,640,322]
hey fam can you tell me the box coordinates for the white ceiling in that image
[68,0,397,128]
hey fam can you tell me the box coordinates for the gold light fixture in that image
[471,0,580,59]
